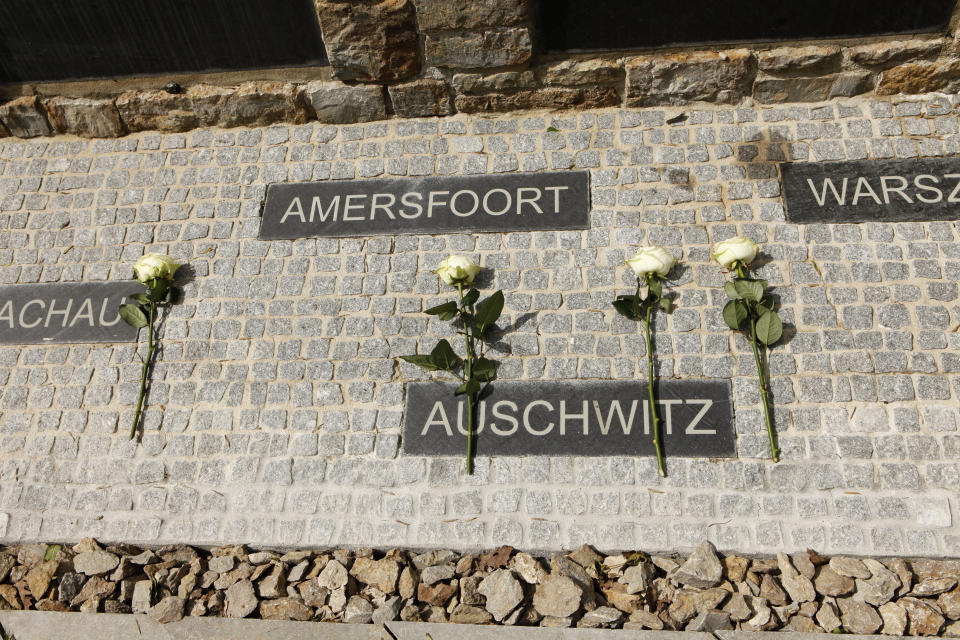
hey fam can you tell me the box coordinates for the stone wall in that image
[0,95,959,555]
[2,1,960,138]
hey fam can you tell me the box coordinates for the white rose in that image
[711,237,759,269]
[133,253,182,284]
[435,255,481,286]
[626,246,677,277]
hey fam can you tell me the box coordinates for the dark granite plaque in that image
[0,282,140,345]
[402,380,735,457]
[782,158,960,224]
[259,171,591,239]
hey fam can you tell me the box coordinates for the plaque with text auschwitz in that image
[0,282,140,345]
[259,171,591,239]
[782,158,960,224]
[402,380,735,457]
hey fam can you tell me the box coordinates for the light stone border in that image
[0,611,910,640]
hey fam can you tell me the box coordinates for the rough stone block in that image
[0,95,53,137]
[414,0,527,30]
[849,38,944,67]
[758,45,842,73]
[452,71,536,94]
[316,0,420,82]
[877,60,960,95]
[219,82,308,128]
[303,81,386,124]
[540,58,623,86]
[625,50,756,106]
[753,72,873,103]
[388,78,453,117]
[0,121,8,137]
[42,97,125,138]
[425,27,532,68]
[829,71,875,97]
[454,87,618,113]
[115,85,229,132]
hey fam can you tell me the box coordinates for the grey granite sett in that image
[0,98,958,555]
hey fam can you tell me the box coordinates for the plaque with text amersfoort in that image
[782,158,960,224]
[259,171,591,239]
[0,282,139,345]
[402,380,735,457]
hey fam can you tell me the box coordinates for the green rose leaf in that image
[147,280,170,302]
[612,295,640,320]
[755,310,783,346]
[760,296,775,311]
[119,303,149,328]
[475,290,504,335]
[462,288,480,307]
[647,276,663,299]
[456,377,481,396]
[472,357,497,382]
[131,293,151,305]
[724,281,741,300]
[399,354,440,371]
[722,299,747,330]
[659,297,674,313]
[425,301,458,321]
[733,279,764,302]
[430,339,462,371]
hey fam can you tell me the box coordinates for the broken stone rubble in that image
[0,538,954,635]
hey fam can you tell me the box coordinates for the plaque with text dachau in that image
[782,158,960,224]
[259,171,591,239]
[0,282,139,345]
[402,380,735,457]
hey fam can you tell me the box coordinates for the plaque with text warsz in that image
[259,171,591,239]
[0,282,139,345]
[782,158,960,224]
[402,380,735,457]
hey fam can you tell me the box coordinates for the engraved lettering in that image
[280,197,305,223]
[880,176,912,204]
[523,400,554,436]
[422,401,452,436]
[685,399,716,434]
[450,190,480,217]
[559,400,588,436]
[592,399,638,435]
[19,299,44,329]
[915,174,944,203]
[310,196,340,222]
[807,177,848,206]
[370,193,396,220]
[490,400,519,436]
[70,298,95,327]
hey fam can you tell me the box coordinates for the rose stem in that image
[749,313,779,463]
[457,283,475,474]
[643,280,666,477]
[735,263,779,463]
[129,300,156,440]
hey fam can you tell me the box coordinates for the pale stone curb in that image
[387,622,714,639]
[2,611,380,640]
[0,611,912,640]
[714,634,896,640]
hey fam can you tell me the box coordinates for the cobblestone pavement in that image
[0,96,958,556]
